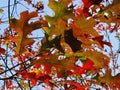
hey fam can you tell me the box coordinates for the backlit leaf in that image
[100,70,120,89]
[43,0,73,37]
[71,15,99,38]
[10,11,48,55]
[84,50,109,68]
[96,1,120,24]
[80,0,102,16]
[0,8,4,13]
[6,80,12,89]
[31,54,77,77]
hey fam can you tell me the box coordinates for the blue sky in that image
[0,0,120,89]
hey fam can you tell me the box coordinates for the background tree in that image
[0,0,120,89]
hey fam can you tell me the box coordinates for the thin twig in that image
[0,3,17,9]
[11,0,17,17]
[17,1,29,10]
[28,37,44,39]
[0,63,33,80]
[0,57,33,75]
[104,30,116,74]
[0,53,23,90]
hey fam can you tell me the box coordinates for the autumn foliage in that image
[0,0,120,89]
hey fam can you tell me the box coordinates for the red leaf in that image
[67,59,97,76]
[93,35,112,48]
[80,0,102,16]
[18,71,28,79]
[102,41,112,47]
[69,82,86,90]
[43,64,52,74]
[93,35,103,41]
[67,66,85,75]
[44,78,50,83]
[6,80,12,89]
[82,0,102,8]
[89,0,103,5]
[31,79,37,86]
[21,54,29,61]
[34,63,40,69]
[83,58,96,70]
[75,6,90,17]
[37,74,51,83]
[24,72,37,86]
[18,70,52,86]
[0,47,5,54]
[82,0,91,9]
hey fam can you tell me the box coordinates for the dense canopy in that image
[0,0,120,89]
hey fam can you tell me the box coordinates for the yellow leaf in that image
[43,0,73,37]
[100,69,120,89]
[0,8,4,13]
[52,19,67,36]
[83,50,109,68]
[19,80,29,89]
[47,0,72,22]
[72,15,99,37]
[0,19,2,24]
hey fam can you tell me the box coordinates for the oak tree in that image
[0,0,120,89]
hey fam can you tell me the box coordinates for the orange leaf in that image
[0,19,2,24]
[0,68,4,73]
[10,11,48,55]
[72,15,98,38]
[70,23,84,38]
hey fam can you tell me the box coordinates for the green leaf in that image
[43,0,73,37]
[46,0,72,22]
